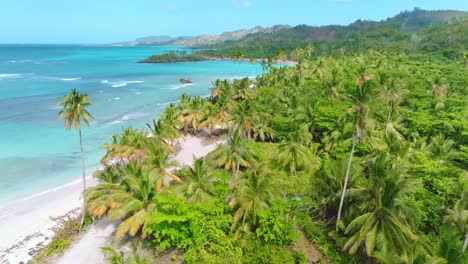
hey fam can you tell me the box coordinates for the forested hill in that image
[197,9,468,59]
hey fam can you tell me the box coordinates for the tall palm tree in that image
[57,88,95,227]
[336,64,376,231]
[227,169,275,233]
[312,156,361,221]
[344,153,419,255]
[178,158,216,203]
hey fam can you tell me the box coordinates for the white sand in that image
[0,136,223,264]
[54,135,223,264]
[0,177,98,264]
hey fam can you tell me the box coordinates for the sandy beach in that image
[0,135,223,264]
[0,177,98,264]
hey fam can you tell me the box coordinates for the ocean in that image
[0,44,261,204]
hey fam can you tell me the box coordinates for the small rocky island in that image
[179,78,193,84]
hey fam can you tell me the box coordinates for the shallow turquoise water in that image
[0,45,261,204]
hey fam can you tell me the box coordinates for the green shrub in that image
[256,203,298,245]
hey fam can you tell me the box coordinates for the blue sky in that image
[1,0,467,43]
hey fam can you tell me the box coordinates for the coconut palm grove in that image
[4,7,467,264]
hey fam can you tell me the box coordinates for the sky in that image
[0,0,467,44]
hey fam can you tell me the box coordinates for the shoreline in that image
[0,135,224,264]
[0,176,98,264]
[139,55,297,66]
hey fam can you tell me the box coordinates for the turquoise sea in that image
[0,45,261,204]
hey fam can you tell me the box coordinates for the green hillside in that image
[195,9,467,59]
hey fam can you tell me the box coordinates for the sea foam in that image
[162,83,194,90]
[59,77,81,81]
[108,80,144,88]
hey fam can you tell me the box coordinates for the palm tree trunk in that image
[463,232,467,252]
[387,102,393,123]
[79,128,87,228]
[336,135,357,231]
[235,154,241,179]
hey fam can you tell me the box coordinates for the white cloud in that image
[232,0,252,8]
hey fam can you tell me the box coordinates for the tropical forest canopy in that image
[75,8,468,264]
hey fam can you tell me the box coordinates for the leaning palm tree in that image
[178,158,216,203]
[57,88,95,227]
[336,64,376,231]
[312,156,361,221]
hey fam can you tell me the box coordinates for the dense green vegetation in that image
[140,50,208,63]
[83,44,467,263]
[142,9,468,64]
[197,9,468,60]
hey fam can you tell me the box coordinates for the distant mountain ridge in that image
[171,25,291,47]
[113,25,291,46]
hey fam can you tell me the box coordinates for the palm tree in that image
[379,76,408,123]
[294,100,320,136]
[213,129,255,177]
[86,163,165,238]
[312,156,361,221]
[93,166,121,184]
[101,128,147,165]
[428,76,448,110]
[143,144,182,192]
[232,77,254,101]
[336,64,376,231]
[57,88,95,227]
[444,197,468,252]
[101,242,149,264]
[426,134,458,164]
[178,96,205,133]
[320,67,343,103]
[276,134,317,175]
[251,119,275,142]
[229,100,257,139]
[227,169,275,233]
[200,102,221,134]
[178,158,216,203]
[344,153,419,255]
